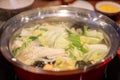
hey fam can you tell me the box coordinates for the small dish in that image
[95,1,120,16]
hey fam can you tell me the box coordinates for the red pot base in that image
[14,65,106,80]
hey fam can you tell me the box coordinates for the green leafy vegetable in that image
[83,25,88,35]
[66,29,88,53]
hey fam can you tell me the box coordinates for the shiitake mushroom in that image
[75,60,92,68]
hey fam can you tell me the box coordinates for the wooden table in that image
[31,0,120,24]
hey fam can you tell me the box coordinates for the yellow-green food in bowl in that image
[98,4,120,13]
[95,1,120,16]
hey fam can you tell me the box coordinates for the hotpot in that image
[0,6,120,80]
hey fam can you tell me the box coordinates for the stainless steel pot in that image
[0,6,119,80]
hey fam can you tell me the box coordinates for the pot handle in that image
[116,24,120,58]
[0,21,6,36]
[117,48,120,59]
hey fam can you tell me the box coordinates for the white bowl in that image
[69,0,94,11]
[0,0,34,10]
[0,0,34,19]
[95,1,120,16]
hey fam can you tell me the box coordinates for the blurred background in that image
[0,0,120,20]
[0,0,119,23]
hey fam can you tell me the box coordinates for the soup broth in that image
[10,21,109,71]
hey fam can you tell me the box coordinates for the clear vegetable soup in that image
[10,21,109,71]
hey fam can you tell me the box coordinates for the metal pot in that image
[0,6,119,80]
